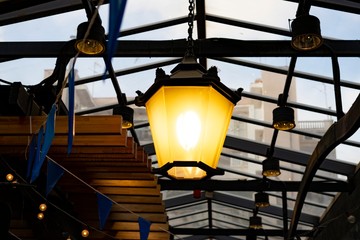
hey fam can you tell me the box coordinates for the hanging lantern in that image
[135,57,241,179]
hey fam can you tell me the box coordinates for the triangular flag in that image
[96,193,113,230]
[40,104,56,162]
[138,217,151,240]
[26,135,36,179]
[104,0,127,75]
[30,126,44,183]
[31,104,56,183]
[67,67,75,155]
[46,160,64,196]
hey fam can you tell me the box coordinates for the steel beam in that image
[164,192,320,225]
[0,39,360,59]
[170,228,309,237]
[213,192,319,225]
[143,137,356,177]
[224,136,356,177]
[284,0,360,15]
[0,0,86,26]
[158,179,351,192]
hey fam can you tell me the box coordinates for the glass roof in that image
[0,0,359,239]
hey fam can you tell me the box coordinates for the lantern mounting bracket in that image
[152,161,224,180]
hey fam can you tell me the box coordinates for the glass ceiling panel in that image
[206,21,291,40]
[122,0,187,29]
[0,10,86,41]
[336,141,360,164]
[0,58,57,85]
[206,0,297,31]
[206,0,359,40]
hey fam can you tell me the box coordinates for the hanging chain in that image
[186,0,195,56]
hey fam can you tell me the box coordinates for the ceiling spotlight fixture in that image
[262,157,281,177]
[272,106,295,131]
[75,21,105,55]
[255,192,270,208]
[113,105,134,129]
[134,0,241,179]
[291,15,323,51]
[249,215,262,229]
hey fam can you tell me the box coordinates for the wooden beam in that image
[0,115,123,135]
[288,94,360,239]
[0,133,128,146]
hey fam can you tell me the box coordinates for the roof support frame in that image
[159,179,350,192]
[224,136,356,177]
[1,39,360,59]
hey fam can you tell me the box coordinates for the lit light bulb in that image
[81,229,89,238]
[6,173,14,182]
[37,212,44,220]
[176,111,201,151]
[39,203,47,212]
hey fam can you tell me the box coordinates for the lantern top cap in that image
[170,55,207,75]
[135,57,241,107]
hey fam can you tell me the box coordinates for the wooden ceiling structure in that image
[0,0,360,240]
[0,115,169,240]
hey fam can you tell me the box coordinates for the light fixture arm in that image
[279,56,297,107]
[295,0,311,17]
[81,0,102,25]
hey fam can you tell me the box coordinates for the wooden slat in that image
[89,230,170,240]
[89,179,158,187]
[113,231,170,240]
[0,115,123,135]
[68,172,156,180]
[86,221,169,231]
[109,194,164,204]
[0,133,128,146]
[63,186,160,196]
[76,204,165,213]
[59,161,147,168]
[62,166,150,173]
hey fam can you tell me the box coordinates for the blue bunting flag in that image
[96,192,113,230]
[46,160,64,196]
[138,217,151,240]
[67,67,75,154]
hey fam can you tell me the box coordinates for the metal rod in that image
[281,56,297,105]
[282,190,289,240]
[331,55,345,119]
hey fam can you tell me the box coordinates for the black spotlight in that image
[255,192,270,208]
[249,216,262,229]
[75,21,105,55]
[272,106,295,131]
[291,15,323,51]
[262,158,281,177]
[113,105,134,129]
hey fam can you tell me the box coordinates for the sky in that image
[0,0,359,163]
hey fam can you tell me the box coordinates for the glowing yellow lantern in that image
[135,57,241,179]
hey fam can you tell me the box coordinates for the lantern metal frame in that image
[135,56,241,180]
